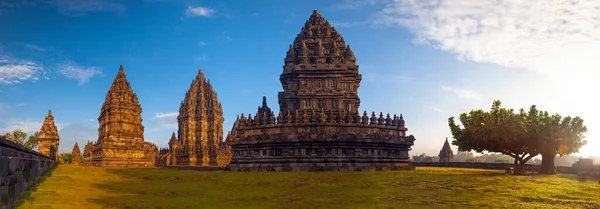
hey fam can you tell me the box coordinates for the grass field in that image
[17,164,600,209]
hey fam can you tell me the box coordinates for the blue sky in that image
[1,0,598,157]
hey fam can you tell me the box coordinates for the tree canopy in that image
[24,131,39,150]
[4,129,27,145]
[448,100,587,174]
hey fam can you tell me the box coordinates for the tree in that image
[526,106,587,174]
[24,131,39,150]
[449,100,539,175]
[60,153,73,164]
[4,129,27,145]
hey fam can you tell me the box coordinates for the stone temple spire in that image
[279,10,362,115]
[72,142,81,165]
[176,68,224,166]
[93,65,158,167]
[38,109,60,161]
[438,137,454,162]
[257,96,272,117]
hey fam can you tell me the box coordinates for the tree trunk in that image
[540,153,556,174]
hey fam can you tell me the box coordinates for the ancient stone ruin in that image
[1,137,57,208]
[72,142,81,165]
[38,110,60,161]
[83,66,158,167]
[438,137,454,162]
[165,69,231,166]
[225,10,416,172]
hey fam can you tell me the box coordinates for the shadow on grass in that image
[84,167,533,209]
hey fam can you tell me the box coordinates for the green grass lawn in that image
[17,164,600,209]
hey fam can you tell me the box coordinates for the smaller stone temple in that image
[38,110,60,161]
[438,137,454,162]
[72,142,81,165]
[84,66,158,167]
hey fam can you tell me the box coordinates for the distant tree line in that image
[3,129,39,150]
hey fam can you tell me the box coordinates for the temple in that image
[225,10,416,172]
[38,110,60,161]
[165,69,231,166]
[438,138,454,162]
[83,66,158,167]
[72,142,81,165]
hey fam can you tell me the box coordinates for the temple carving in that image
[72,142,81,165]
[165,69,231,166]
[226,10,416,172]
[83,66,158,167]
[38,110,60,161]
[438,138,454,162]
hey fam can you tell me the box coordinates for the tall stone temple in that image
[38,110,60,161]
[438,137,454,162]
[83,66,158,167]
[226,10,416,172]
[166,69,231,166]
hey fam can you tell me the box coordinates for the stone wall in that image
[413,162,574,174]
[1,138,57,208]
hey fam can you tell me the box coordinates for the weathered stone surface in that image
[438,137,454,162]
[1,137,57,208]
[226,10,416,172]
[165,69,231,167]
[72,142,81,165]
[278,10,361,116]
[83,66,158,167]
[38,110,60,161]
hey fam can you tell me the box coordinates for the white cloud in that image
[186,6,214,17]
[329,20,369,28]
[15,43,45,52]
[58,61,102,85]
[0,56,44,85]
[54,0,125,16]
[198,42,207,46]
[225,36,232,41]
[441,85,483,101]
[334,0,384,10]
[152,112,178,129]
[0,103,9,114]
[430,106,443,113]
[0,120,43,134]
[374,0,600,82]
[195,54,208,62]
[241,89,250,94]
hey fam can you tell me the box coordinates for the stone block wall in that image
[1,138,57,209]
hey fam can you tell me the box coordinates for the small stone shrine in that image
[72,142,81,165]
[225,10,416,172]
[438,137,454,162]
[38,110,60,161]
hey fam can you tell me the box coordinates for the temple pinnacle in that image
[262,96,267,107]
[48,109,52,116]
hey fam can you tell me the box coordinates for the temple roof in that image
[40,109,59,137]
[168,132,178,145]
[283,10,356,70]
[72,142,81,153]
[102,65,141,109]
[439,137,454,156]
